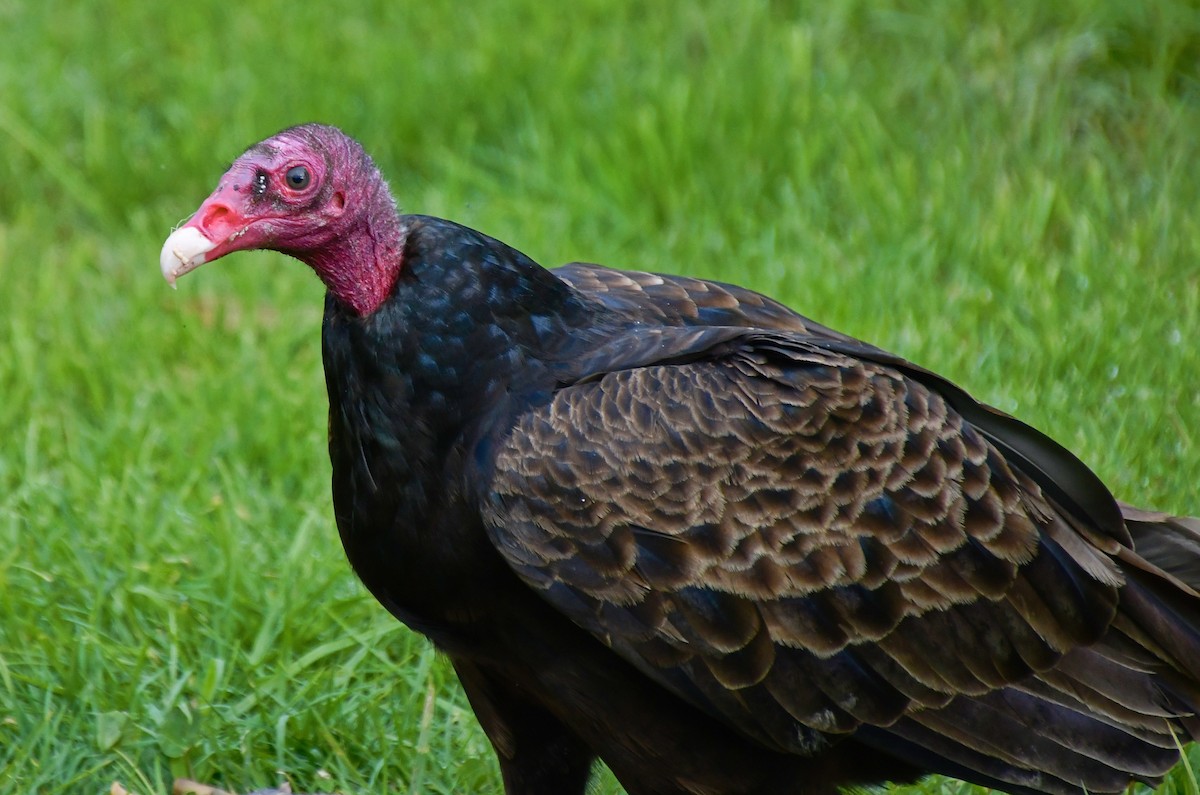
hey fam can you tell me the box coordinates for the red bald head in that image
[162,124,405,315]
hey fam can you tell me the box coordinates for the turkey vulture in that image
[161,123,1200,795]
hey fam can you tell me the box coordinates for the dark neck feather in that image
[323,214,598,481]
[320,217,598,620]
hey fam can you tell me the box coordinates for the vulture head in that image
[160,123,402,315]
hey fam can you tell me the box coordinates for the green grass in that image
[2,0,1199,792]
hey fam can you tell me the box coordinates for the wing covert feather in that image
[482,333,1123,752]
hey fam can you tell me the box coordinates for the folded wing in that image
[482,330,1200,795]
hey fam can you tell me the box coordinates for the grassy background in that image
[2,0,1199,793]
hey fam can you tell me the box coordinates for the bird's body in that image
[318,216,919,794]
[163,124,1200,795]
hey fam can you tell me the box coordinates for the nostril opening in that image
[199,203,233,233]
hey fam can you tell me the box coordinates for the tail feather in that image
[1102,504,1200,748]
[1121,502,1200,592]
[1115,504,1200,720]
[858,505,1200,795]
[1115,571,1200,678]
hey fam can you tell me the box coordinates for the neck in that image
[302,180,405,316]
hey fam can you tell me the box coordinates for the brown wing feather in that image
[555,262,1129,552]
[481,328,1200,794]
[486,338,1109,710]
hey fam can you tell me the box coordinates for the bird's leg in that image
[452,657,595,795]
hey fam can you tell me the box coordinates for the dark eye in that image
[285,165,310,190]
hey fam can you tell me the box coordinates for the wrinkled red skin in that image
[180,126,404,316]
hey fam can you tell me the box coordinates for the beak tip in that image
[160,226,217,286]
